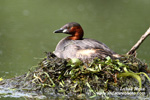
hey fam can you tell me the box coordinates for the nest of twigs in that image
[0,52,150,99]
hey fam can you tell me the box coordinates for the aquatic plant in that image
[24,52,150,97]
[0,52,150,99]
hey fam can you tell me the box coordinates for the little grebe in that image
[53,22,119,61]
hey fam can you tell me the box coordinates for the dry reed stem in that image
[127,27,150,55]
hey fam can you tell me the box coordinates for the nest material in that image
[0,52,150,98]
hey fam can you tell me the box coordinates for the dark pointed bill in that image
[53,28,64,33]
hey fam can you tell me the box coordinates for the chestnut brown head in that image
[54,22,84,40]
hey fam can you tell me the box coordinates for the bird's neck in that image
[68,27,84,40]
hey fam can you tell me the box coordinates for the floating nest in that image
[0,52,150,99]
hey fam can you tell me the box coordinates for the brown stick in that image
[127,27,150,55]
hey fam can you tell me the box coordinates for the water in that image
[0,0,150,99]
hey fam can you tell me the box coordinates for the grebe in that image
[53,22,119,61]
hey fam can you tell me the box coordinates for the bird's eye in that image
[67,26,70,29]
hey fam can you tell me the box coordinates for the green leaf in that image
[118,72,142,91]
[86,82,96,95]
[138,72,150,82]
[0,77,3,81]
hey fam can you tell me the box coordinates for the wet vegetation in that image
[0,52,150,99]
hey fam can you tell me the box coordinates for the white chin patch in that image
[63,29,68,33]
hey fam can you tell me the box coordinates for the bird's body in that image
[53,22,119,61]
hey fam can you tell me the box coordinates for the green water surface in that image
[0,0,150,99]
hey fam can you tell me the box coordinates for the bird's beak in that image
[53,28,64,33]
